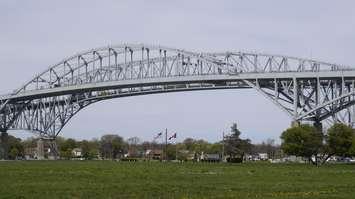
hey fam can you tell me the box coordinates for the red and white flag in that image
[168,133,177,140]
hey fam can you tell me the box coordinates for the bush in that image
[227,157,243,163]
[120,158,138,162]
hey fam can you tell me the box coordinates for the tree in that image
[325,123,354,159]
[348,135,355,157]
[182,138,195,151]
[22,137,37,149]
[9,148,19,160]
[206,143,223,154]
[127,137,141,145]
[280,124,323,165]
[80,140,90,159]
[224,123,252,162]
[80,140,99,160]
[0,132,9,159]
[265,138,276,159]
[127,137,141,157]
[166,144,177,160]
[4,135,24,160]
[60,149,73,160]
[230,123,241,137]
[60,138,77,151]
[194,139,209,154]
[0,133,24,160]
[100,134,125,159]
[55,137,67,149]
[58,138,78,159]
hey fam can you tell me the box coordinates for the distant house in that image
[72,148,82,157]
[201,153,221,162]
[186,152,196,161]
[258,153,268,161]
[145,149,162,160]
[24,147,37,160]
[283,155,304,163]
[178,150,194,161]
[127,148,143,158]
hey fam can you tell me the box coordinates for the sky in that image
[0,0,355,143]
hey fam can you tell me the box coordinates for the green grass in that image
[0,161,355,199]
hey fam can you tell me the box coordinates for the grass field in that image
[0,161,355,199]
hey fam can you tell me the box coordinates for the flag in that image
[154,132,162,139]
[168,133,177,140]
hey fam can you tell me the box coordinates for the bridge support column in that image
[0,131,8,160]
[313,121,323,133]
[36,139,45,160]
[48,139,59,160]
[291,120,300,127]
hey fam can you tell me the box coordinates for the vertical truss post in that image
[274,78,278,103]
[164,50,167,77]
[313,80,323,131]
[292,77,299,126]
[130,49,133,79]
[343,76,351,126]
[351,81,355,127]
[314,77,322,132]
[0,113,6,133]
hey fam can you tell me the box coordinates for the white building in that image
[258,153,268,160]
[72,148,82,157]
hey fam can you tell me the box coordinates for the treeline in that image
[4,122,354,164]
[0,124,280,161]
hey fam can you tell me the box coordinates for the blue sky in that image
[1,0,354,143]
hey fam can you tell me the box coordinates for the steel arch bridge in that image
[1,44,355,139]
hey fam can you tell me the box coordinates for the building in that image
[72,148,82,157]
[23,139,55,160]
[201,153,221,162]
[145,149,163,160]
[258,153,268,161]
[24,147,37,160]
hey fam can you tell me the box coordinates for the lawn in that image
[0,161,354,199]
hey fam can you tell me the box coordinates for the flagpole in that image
[165,128,168,161]
[175,138,178,161]
[162,131,164,161]
[222,131,225,162]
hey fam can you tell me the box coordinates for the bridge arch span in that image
[1,44,355,138]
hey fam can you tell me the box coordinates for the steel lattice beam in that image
[1,44,355,138]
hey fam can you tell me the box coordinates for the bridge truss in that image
[1,44,355,139]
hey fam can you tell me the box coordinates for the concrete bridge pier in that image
[291,120,323,133]
[291,120,300,127]
[36,137,59,160]
[47,139,59,160]
[36,139,45,160]
[0,131,9,160]
[313,121,323,133]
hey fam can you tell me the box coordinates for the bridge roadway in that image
[0,44,355,139]
[1,70,355,101]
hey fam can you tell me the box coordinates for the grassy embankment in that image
[0,161,354,199]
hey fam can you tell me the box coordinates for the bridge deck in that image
[1,70,355,101]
